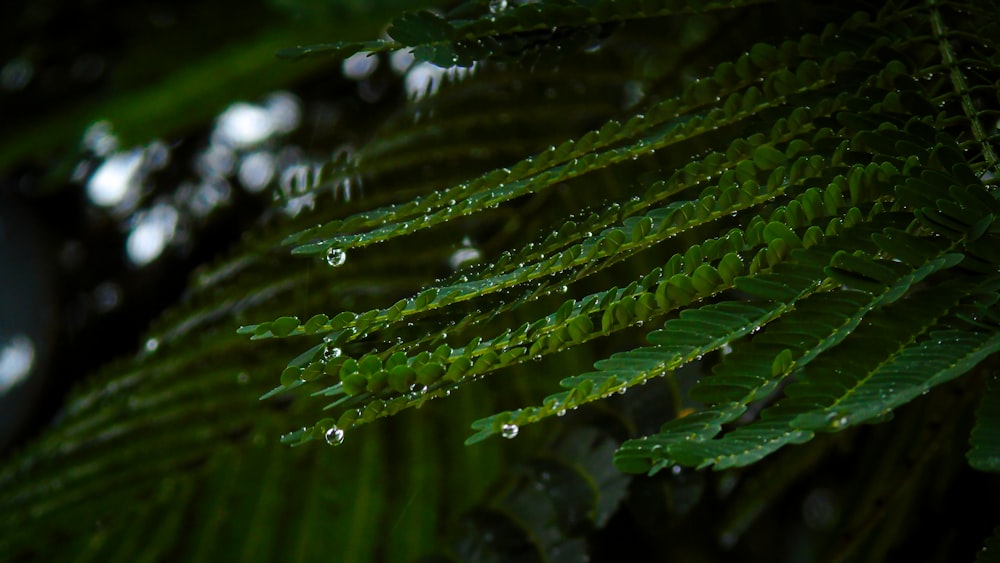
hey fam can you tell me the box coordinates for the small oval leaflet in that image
[325,425,345,446]
[500,423,519,439]
[326,248,347,267]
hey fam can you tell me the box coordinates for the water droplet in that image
[500,423,519,439]
[671,465,682,475]
[409,383,428,393]
[326,248,347,267]
[236,372,249,384]
[324,426,345,446]
[324,347,342,361]
[556,409,566,417]
[144,338,159,353]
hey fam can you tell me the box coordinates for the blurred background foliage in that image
[0,0,432,452]
[1,0,999,562]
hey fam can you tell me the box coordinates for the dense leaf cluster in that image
[2,0,1000,561]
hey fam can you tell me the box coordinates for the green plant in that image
[2,0,1000,561]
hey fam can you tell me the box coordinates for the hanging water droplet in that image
[324,425,345,446]
[326,248,347,267]
[324,347,342,361]
[489,0,508,14]
[556,409,566,417]
[500,423,519,439]
[144,338,159,353]
[671,465,682,475]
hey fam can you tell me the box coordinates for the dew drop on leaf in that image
[324,426,345,446]
[326,248,347,267]
[500,423,519,439]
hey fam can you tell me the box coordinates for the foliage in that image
[2,0,1000,561]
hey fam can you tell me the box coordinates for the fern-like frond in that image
[3,0,1000,560]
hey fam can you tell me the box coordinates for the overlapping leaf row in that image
[614,143,1000,473]
[257,43,916,450]
[607,0,1000,472]
[265,18,902,356]
[272,111,922,445]
[266,128,828,440]
[253,31,930,446]
[260,31,872,341]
